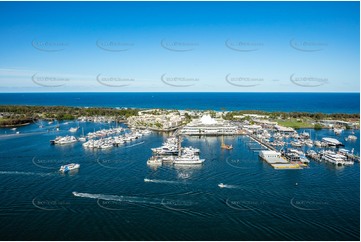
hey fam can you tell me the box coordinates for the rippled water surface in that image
[0,122,359,240]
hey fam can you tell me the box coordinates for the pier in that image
[248,134,303,169]
[248,134,276,151]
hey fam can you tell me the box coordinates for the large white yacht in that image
[322,137,343,147]
[51,136,77,145]
[173,155,205,164]
[322,151,352,166]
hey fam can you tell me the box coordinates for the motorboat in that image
[218,183,226,188]
[51,136,77,145]
[290,140,303,147]
[147,156,162,165]
[334,128,343,135]
[300,131,310,138]
[59,163,80,173]
[314,140,321,147]
[174,155,205,165]
[345,135,357,141]
[322,137,344,147]
[78,137,86,142]
[69,127,79,133]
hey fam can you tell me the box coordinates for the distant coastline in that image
[0,105,359,129]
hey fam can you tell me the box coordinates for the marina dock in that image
[250,135,303,169]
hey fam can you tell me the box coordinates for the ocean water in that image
[0,121,359,240]
[0,92,359,113]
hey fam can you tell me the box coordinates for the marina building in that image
[259,150,301,169]
[180,115,238,136]
[127,110,185,130]
[274,125,296,134]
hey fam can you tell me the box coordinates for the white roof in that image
[260,150,281,155]
[322,137,342,145]
[200,115,217,125]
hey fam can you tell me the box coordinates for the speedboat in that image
[218,183,226,188]
[59,163,80,173]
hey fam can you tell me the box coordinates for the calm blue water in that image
[0,121,359,240]
[0,92,359,113]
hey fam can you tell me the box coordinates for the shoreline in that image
[0,104,359,130]
[0,104,359,115]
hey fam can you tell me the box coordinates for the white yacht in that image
[69,127,79,133]
[334,128,343,135]
[290,140,303,147]
[304,139,313,147]
[59,163,80,173]
[162,156,175,163]
[78,128,86,142]
[322,152,350,166]
[78,137,86,142]
[314,140,323,147]
[182,146,200,155]
[173,155,205,165]
[51,136,77,145]
[322,137,343,147]
[218,183,226,188]
[100,143,113,149]
[345,135,357,141]
[142,129,152,135]
[152,145,178,155]
[299,154,310,164]
[300,131,310,138]
[147,156,162,165]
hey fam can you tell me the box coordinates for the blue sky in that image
[0,1,359,92]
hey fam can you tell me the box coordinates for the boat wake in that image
[124,141,145,149]
[0,131,48,139]
[144,178,183,184]
[72,192,195,210]
[218,183,240,189]
[73,191,162,205]
[0,171,54,176]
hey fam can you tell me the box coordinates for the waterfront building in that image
[180,115,238,136]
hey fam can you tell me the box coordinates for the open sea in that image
[0,92,359,240]
[0,92,359,113]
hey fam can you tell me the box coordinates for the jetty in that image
[249,134,303,169]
